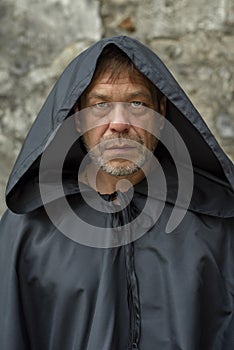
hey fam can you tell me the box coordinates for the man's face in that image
[76,70,166,176]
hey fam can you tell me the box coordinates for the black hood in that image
[5,35,234,217]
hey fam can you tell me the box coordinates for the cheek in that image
[82,126,106,147]
[147,134,158,150]
[83,131,96,149]
[140,130,157,150]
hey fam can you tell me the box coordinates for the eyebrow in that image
[87,93,111,101]
[87,91,153,101]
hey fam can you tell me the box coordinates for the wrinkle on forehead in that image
[80,70,158,108]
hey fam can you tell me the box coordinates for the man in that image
[74,44,166,199]
[0,36,233,349]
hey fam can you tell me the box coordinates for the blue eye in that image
[131,101,144,108]
[90,102,111,118]
[95,102,108,108]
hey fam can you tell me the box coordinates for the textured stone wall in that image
[0,0,234,215]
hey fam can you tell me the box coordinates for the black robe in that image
[0,36,234,350]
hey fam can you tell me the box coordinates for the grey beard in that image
[83,135,156,176]
[96,153,146,176]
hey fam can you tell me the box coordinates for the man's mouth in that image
[101,138,142,151]
[105,144,136,150]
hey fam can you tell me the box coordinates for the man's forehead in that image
[95,69,148,82]
[86,71,153,92]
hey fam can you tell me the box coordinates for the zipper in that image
[117,191,141,349]
[109,190,141,349]
[125,243,140,349]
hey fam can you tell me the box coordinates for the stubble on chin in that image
[82,133,157,176]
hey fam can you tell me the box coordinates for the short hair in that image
[77,44,163,109]
[91,44,137,84]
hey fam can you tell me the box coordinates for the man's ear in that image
[73,104,81,133]
[160,96,167,117]
[156,96,167,134]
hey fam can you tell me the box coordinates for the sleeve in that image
[0,211,30,349]
[222,219,234,348]
[223,314,234,348]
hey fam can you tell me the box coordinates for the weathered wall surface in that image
[0,0,234,215]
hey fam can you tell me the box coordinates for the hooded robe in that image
[0,35,234,350]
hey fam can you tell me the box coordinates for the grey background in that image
[1,0,234,216]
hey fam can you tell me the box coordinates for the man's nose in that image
[108,103,131,133]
